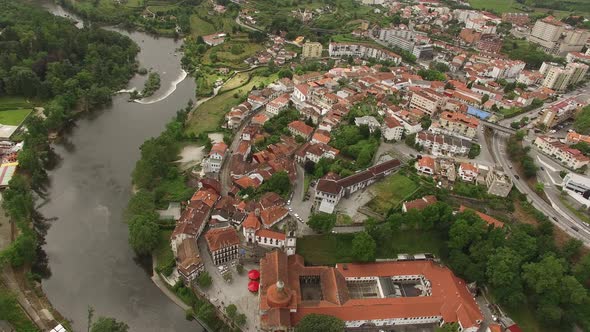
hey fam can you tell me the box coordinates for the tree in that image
[90,317,129,332]
[296,314,345,332]
[235,313,247,326]
[535,182,545,193]
[197,303,215,322]
[352,232,376,262]
[278,69,293,79]
[486,248,525,307]
[307,213,337,233]
[198,271,213,289]
[481,94,490,104]
[468,144,481,159]
[128,213,160,255]
[420,116,432,129]
[225,304,237,320]
[126,190,156,219]
[574,105,590,134]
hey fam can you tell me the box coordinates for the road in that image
[490,132,590,246]
[498,83,590,127]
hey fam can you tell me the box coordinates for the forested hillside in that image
[0,0,138,279]
[0,0,138,131]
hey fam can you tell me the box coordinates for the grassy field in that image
[468,0,522,13]
[0,97,31,110]
[0,97,33,126]
[154,230,174,272]
[366,173,420,214]
[296,230,446,266]
[505,304,562,332]
[190,14,217,37]
[202,35,265,69]
[219,72,250,93]
[186,71,278,134]
[0,109,32,126]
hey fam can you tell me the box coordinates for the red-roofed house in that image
[402,195,438,212]
[266,95,290,117]
[203,142,228,173]
[417,156,436,175]
[459,206,505,228]
[288,120,314,139]
[458,163,479,182]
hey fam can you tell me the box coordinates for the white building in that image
[355,116,381,132]
[533,136,590,170]
[203,142,228,173]
[382,116,404,141]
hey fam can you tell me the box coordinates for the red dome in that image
[248,280,260,292]
[248,269,260,280]
[266,280,292,308]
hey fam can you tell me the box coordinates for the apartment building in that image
[328,42,402,64]
[563,172,590,196]
[415,132,472,157]
[205,226,240,266]
[534,136,590,170]
[410,90,442,115]
[382,116,404,141]
[538,97,582,128]
[378,27,416,51]
[302,42,323,58]
[540,61,588,91]
[528,18,564,53]
[437,111,479,138]
[485,169,513,197]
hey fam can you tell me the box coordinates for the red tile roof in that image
[242,212,261,230]
[256,229,286,241]
[259,251,483,330]
[205,226,239,252]
[459,206,504,228]
[288,120,314,137]
[260,206,289,227]
[403,195,438,211]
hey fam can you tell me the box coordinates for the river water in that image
[39,3,202,331]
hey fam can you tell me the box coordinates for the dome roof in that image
[266,280,292,308]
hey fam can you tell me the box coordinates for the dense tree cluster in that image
[370,198,590,330]
[0,0,139,131]
[506,132,537,178]
[295,313,345,332]
[127,104,195,255]
[574,105,590,135]
[501,37,565,69]
[329,124,380,169]
[307,213,337,233]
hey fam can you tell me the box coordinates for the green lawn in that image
[296,230,446,266]
[366,173,420,214]
[219,72,250,93]
[190,14,217,37]
[154,230,175,274]
[0,109,32,126]
[202,37,265,69]
[468,0,522,13]
[186,70,277,134]
[0,97,31,110]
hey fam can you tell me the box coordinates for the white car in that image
[288,207,293,211]
[294,213,299,219]
[287,200,291,205]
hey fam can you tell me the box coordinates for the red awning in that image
[248,269,260,280]
[248,281,259,292]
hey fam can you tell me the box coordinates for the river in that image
[39,3,203,331]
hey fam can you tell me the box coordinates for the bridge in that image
[481,121,517,135]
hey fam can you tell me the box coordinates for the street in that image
[490,132,590,246]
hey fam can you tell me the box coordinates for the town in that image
[3,0,590,332]
[156,1,590,331]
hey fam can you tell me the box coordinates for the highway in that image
[490,132,590,246]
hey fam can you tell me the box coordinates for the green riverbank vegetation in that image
[0,1,140,327]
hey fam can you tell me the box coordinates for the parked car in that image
[540,167,545,171]
[514,174,520,180]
